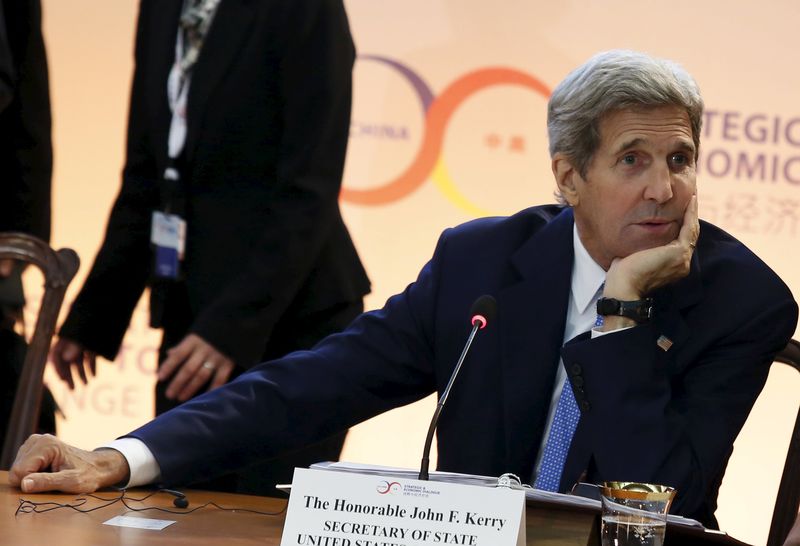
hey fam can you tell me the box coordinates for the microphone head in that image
[470,295,497,329]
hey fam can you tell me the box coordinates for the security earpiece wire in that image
[16,488,288,517]
[16,491,123,516]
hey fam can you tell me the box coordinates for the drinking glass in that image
[600,482,676,546]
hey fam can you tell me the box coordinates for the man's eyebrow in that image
[613,137,645,155]
[612,137,696,155]
[673,139,696,154]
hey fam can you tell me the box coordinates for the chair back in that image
[0,232,79,469]
[768,338,800,546]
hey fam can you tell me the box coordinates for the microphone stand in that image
[418,318,483,481]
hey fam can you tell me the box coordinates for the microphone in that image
[160,488,189,508]
[418,295,497,480]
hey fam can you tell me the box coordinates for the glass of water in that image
[600,482,675,546]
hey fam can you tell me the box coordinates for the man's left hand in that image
[158,334,235,401]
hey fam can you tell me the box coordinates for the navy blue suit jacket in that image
[131,205,797,526]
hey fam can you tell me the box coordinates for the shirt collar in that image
[571,224,606,314]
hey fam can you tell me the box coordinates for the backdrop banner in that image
[31,2,800,545]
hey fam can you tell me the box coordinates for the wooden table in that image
[0,471,748,545]
[1,471,288,545]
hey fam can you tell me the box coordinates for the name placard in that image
[280,468,525,546]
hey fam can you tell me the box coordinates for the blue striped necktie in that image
[533,374,582,491]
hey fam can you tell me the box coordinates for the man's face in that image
[557,105,697,270]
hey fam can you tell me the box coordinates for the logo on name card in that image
[401,483,443,499]
[374,479,443,499]
[376,480,402,495]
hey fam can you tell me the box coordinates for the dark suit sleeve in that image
[58,1,158,358]
[562,283,798,523]
[129,230,446,486]
[188,0,359,366]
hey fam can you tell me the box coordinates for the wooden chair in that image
[0,232,79,469]
[768,338,800,546]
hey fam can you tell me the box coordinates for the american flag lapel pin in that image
[656,335,674,352]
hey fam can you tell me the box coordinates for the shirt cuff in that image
[591,324,635,338]
[97,437,162,488]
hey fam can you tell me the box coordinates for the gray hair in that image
[548,50,704,198]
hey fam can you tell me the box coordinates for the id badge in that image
[151,211,186,279]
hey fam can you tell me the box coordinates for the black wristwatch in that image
[596,297,654,323]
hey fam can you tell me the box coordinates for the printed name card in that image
[281,468,525,546]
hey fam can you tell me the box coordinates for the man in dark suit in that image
[48,0,369,494]
[11,50,797,526]
[0,0,54,444]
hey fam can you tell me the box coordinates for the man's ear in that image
[552,153,581,207]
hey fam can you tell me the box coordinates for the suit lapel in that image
[498,208,574,476]
[650,249,703,356]
[184,0,257,163]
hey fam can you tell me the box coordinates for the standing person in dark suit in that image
[0,0,54,444]
[49,0,369,495]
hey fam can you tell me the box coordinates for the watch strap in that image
[596,297,654,323]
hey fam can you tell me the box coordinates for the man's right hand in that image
[602,195,698,295]
[51,337,97,389]
[8,434,129,494]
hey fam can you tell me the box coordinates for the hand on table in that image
[9,434,129,494]
[158,333,234,401]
